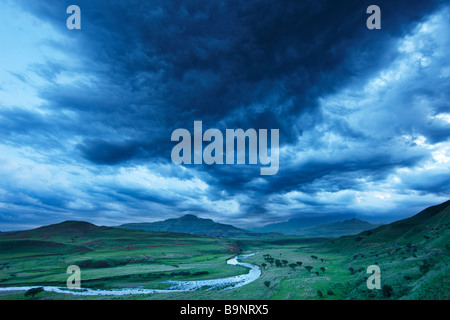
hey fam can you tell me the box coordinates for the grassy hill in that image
[120,214,282,238]
[323,200,450,299]
[0,221,246,290]
[332,200,450,250]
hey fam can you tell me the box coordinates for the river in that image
[0,253,260,296]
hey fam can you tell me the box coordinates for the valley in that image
[0,201,448,300]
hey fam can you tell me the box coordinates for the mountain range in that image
[2,201,448,241]
[118,213,382,238]
[249,215,381,237]
[119,214,282,238]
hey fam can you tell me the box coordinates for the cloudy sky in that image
[0,0,449,231]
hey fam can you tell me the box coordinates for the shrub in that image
[170,271,190,276]
[382,284,394,298]
[264,281,271,288]
[25,287,44,298]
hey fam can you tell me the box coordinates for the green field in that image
[0,201,449,300]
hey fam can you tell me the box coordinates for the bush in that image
[382,284,394,298]
[264,281,271,288]
[419,259,434,274]
[170,271,190,276]
[78,259,112,268]
[317,290,323,298]
[25,287,44,298]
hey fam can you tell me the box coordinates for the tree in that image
[261,263,267,270]
[304,266,313,273]
[320,267,326,273]
[266,257,274,266]
[311,255,318,260]
[282,260,288,267]
[348,267,355,275]
[317,290,323,298]
[288,263,297,270]
[275,259,282,268]
[264,281,271,288]
[296,261,303,267]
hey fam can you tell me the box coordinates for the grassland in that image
[0,221,249,296]
[0,201,449,300]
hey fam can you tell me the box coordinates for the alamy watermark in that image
[66,4,380,31]
[366,265,381,289]
[171,121,279,175]
[66,265,81,289]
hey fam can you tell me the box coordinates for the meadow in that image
[0,205,448,301]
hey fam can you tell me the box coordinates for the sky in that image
[0,0,449,231]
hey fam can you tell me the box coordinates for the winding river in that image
[0,253,260,296]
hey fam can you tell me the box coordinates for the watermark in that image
[66,265,81,289]
[366,265,381,289]
[171,121,279,175]
[366,5,381,30]
[67,5,81,30]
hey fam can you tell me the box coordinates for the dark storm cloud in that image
[0,0,448,230]
[77,139,141,165]
[16,0,444,146]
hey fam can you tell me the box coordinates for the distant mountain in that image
[298,218,382,237]
[251,215,350,235]
[332,200,450,250]
[120,214,282,238]
[250,214,379,237]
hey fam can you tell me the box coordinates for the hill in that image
[119,214,282,238]
[322,200,450,299]
[331,200,450,250]
[0,220,245,290]
[0,220,233,260]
